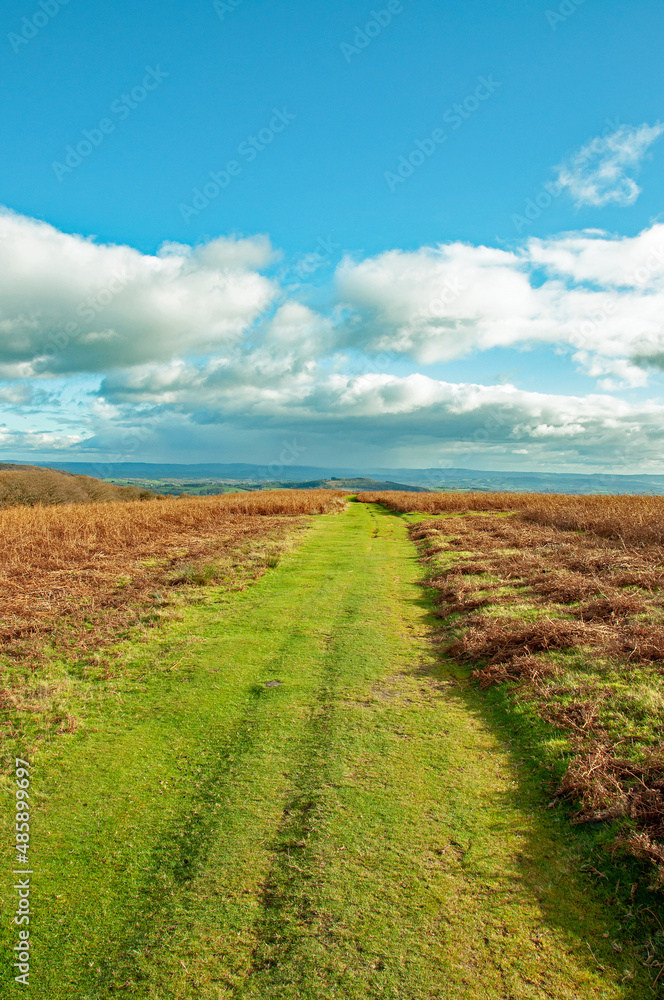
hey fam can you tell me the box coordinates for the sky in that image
[1,0,664,473]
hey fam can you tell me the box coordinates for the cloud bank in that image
[3,208,664,470]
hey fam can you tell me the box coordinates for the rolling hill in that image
[0,464,155,507]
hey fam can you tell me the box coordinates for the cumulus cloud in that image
[90,363,664,470]
[0,210,277,376]
[526,224,664,287]
[336,226,664,382]
[4,207,664,470]
[336,243,543,362]
[6,206,664,389]
[554,123,664,208]
[0,427,86,451]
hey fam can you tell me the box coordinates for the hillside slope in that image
[0,464,155,506]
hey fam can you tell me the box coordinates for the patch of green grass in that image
[0,528,302,765]
[169,561,220,586]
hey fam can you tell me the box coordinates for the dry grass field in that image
[358,491,664,889]
[0,464,155,506]
[0,488,346,657]
[0,490,345,732]
[356,490,664,546]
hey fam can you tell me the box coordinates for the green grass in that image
[0,529,298,757]
[0,503,655,997]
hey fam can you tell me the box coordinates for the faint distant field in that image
[105,477,259,496]
[358,490,664,889]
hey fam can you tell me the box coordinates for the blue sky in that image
[1,0,664,471]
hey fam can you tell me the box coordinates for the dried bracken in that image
[356,490,517,514]
[572,594,647,623]
[557,744,664,831]
[618,832,664,886]
[448,616,595,665]
[471,654,556,690]
[357,489,664,548]
[0,490,346,661]
[393,490,664,883]
[611,623,664,663]
[0,466,154,506]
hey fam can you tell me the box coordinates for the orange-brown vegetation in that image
[0,464,154,506]
[389,495,664,884]
[357,489,664,547]
[356,490,516,515]
[0,490,346,664]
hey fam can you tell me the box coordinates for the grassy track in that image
[1,502,653,997]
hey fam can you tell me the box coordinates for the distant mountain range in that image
[6,461,664,495]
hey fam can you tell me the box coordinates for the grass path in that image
[2,502,653,998]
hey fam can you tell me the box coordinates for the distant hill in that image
[364,467,664,494]
[25,461,357,480]
[279,477,428,492]
[0,464,155,507]
[8,461,664,495]
[88,476,428,497]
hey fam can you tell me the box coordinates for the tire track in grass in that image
[246,622,344,977]
[30,595,346,998]
[74,690,267,997]
[239,526,383,996]
[239,514,375,985]
[32,512,366,999]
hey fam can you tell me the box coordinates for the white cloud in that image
[87,362,664,471]
[0,210,277,376]
[4,208,664,470]
[554,123,664,208]
[526,224,664,287]
[6,207,664,391]
[336,226,664,382]
[0,427,86,451]
[337,243,543,362]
